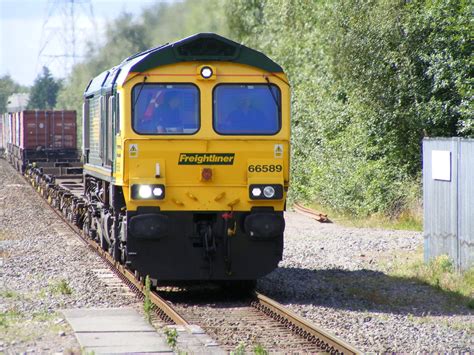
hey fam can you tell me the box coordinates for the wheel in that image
[99,229,108,251]
[110,221,121,262]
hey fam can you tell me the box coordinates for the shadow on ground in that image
[258,267,473,316]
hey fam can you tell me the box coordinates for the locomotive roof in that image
[84,33,284,97]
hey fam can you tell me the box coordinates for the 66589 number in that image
[248,164,282,173]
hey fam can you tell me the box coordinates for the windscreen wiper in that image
[264,76,281,113]
[133,76,148,111]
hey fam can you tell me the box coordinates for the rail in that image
[254,292,360,354]
[19,163,361,353]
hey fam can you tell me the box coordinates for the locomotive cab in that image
[82,33,290,282]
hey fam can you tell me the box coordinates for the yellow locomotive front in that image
[82,34,290,282]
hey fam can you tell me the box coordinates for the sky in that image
[0,0,173,86]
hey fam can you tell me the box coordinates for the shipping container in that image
[18,110,77,150]
[7,110,78,172]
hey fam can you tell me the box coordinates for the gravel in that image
[1,157,472,353]
[259,211,473,352]
[0,159,140,354]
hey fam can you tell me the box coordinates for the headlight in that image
[200,66,213,79]
[131,184,165,200]
[263,186,275,198]
[139,185,152,198]
[249,184,283,200]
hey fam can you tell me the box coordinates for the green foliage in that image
[164,327,178,350]
[228,0,473,217]
[0,75,28,113]
[253,344,268,355]
[28,67,62,109]
[232,342,246,355]
[391,253,474,307]
[1,290,17,298]
[0,308,22,328]
[143,275,153,323]
[49,279,73,295]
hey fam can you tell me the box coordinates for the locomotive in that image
[11,33,291,284]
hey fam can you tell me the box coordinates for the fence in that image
[423,138,474,270]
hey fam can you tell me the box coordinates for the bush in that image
[228,0,472,217]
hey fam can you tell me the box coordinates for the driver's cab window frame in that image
[131,83,200,136]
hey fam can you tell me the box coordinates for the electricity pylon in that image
[36,0,97,79]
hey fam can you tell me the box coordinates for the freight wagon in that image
[4,110,78,172]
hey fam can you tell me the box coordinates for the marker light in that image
[138,185,152,198]
[263,186,275,198]
[251,187,262,197]
[201,168,213,181]
[200,66,213,79]
[152,187,163,197]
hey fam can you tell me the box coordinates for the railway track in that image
[20,165,359,354]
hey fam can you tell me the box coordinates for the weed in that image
[1,289,20,299]
[232,342,246,355]
[32,309,56,322]
[406,313,432,325]
[0,307,23,328]
[143,275,153,323]
[164,327,178,350]
[253,344,268,355]
[390,254,474,308]
[442,319,474,332]
[0,312,6,327]
[49,279,73,295]
[38,287,48,299]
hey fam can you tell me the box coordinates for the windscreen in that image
[133,84,199,135]
[213,84,281,135]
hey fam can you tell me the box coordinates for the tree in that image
[27,67,62,109]
[228,0,472,216]
[0,75,28,113]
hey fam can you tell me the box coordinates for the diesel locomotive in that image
[81,33,290,282]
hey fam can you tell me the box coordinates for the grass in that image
[305,202,423,231]
[1,289,21,299]
[253,344,268,354]
[1,307,68,345]
[231,342,268,355]
[232,342,246,355]
[405,313,474,332]
[389,253,474,308]
[441,319,474,332]
[49,279,73,295]
[32,309,57,322]
[0,308,23,328]
[143,275,153,323]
